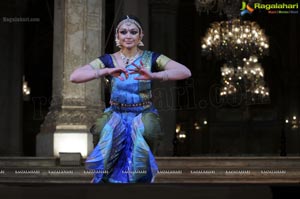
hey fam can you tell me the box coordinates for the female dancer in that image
[70,15,191,183]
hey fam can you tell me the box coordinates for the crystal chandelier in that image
[201,18,269,63]
[219,56,269,101]
[201,17,270,102]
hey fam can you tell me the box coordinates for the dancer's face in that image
[117,23,142,49]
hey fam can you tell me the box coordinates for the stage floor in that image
[1,157,300,184]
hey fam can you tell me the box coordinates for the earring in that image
[115,37,121,48]
[138,41,144,46]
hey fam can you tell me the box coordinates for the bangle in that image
[89,64,99,79]
[93,69,99,79]
[162,71,168,81]
[95,69,101,79]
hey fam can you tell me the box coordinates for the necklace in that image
[120,50,140,66]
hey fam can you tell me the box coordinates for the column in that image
[36,0,105,157]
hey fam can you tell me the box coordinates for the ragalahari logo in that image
[240,1,254,16]
[240,2,298,15]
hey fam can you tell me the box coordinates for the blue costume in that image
[85,51,170,183]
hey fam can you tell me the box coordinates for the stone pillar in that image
[36,0,105,157]
[150,0,179,156]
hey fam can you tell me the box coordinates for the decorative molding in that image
[40,105,103,134]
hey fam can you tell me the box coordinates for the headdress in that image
[116,15,142,32]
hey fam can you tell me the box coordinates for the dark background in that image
[0,0,299,157]
[0,0,300,198]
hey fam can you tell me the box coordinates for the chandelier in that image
[201,18,270,102]
[201,18,269,63]
[219,56,270,101]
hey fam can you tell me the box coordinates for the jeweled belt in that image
[109,100,152,107]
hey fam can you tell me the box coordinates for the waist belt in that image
[110,100,152,107]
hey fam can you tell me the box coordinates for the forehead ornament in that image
[116,15,142,32]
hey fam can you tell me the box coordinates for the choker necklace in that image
[120,50,140,66]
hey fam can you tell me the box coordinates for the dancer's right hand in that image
[106,68,128,81]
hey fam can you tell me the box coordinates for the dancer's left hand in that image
[128,60,153,80]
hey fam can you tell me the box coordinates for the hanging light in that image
[201,17,270,103]
[219,56,270,101]
[23,76,31,100]
[176,124,181,133]
[220,64,237,96]
[285,116,299,129]
[202,18,269,63]
[242,56,270,98]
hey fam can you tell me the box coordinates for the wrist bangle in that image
[93,69,101,79]
[89,64,99,79]
[96,69,101,79]
[162,71,168,81]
